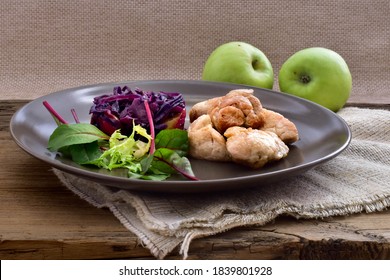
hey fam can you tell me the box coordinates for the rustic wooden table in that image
[1,100,390,260]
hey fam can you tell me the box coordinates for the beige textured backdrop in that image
[1,0,389,102]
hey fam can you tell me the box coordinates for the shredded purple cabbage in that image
[89,86,186,136]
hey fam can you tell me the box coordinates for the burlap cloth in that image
[1,1,389,103]
[2,1,390,259]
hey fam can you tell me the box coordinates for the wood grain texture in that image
[1,100,390,259]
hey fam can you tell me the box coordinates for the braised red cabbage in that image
[90,86,186,136]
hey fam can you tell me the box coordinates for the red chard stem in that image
[71,108,80,123]
[42,101,68,125]
[144,99,155,154]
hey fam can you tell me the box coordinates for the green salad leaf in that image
[68,141,103,164]
[88,125,151,170]
[152,148,197,180]
[155,129,189,156]
[48,123,109,151]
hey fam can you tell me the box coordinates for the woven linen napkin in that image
[53,107,390,259]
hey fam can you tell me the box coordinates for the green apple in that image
[202,42,274,89]
[278,47,352,112]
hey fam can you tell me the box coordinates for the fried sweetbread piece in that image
[189,96,221,123]
[187,114,230,162]
[209,89,264,133]
[260,109,299,144]
[224,127,289,169]
[189,89,261,124]
[224,89,263,127]
[190,89,264,134]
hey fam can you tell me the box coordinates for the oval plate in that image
[10,80,351,193]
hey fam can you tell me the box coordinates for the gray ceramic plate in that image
[10,80,351,193]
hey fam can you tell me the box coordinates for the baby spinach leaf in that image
[48,123,109,152]
[69,141,103,164]
[128,170,170,181]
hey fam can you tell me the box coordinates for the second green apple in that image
[202,42,274,89]
[278,47,352,112]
